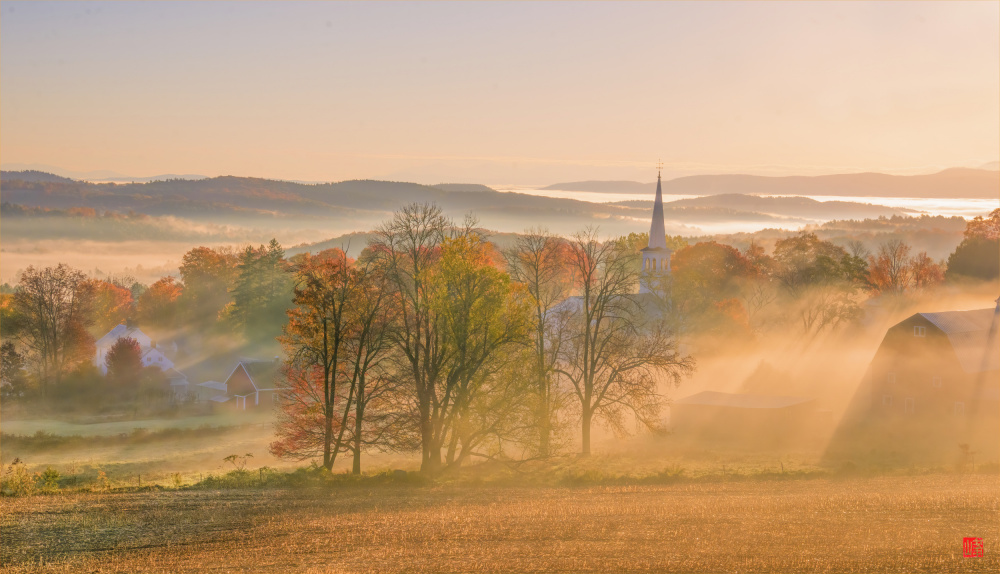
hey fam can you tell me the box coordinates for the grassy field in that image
[1,474,997,573]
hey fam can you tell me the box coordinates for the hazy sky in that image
[2,1,998,184]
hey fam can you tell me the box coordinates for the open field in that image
[1,474,997,573]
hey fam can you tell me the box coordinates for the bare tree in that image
[371,203,451,473]
[503,229,574,456]
[12,264,94,394]
[556,229,694,455]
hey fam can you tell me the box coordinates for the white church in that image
[639,168,673,293]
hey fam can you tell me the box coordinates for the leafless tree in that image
[503,229,574,456]
[556,228,694,455]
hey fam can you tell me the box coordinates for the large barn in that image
[869,303,999,422]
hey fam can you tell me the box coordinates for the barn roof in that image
[916,307,999,373]
[919,308,996,334]
[674,391,815,409]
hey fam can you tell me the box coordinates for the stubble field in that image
[1,474,997,573]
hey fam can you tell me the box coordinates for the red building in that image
[223,359,284,410]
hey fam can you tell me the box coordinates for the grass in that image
[1,474,997,573]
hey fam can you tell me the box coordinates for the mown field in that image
[2,474,997,573]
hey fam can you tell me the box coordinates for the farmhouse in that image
[670,390,826,443]
[869,302,1000,421]
[200,358,284,410]
[94,324,152,374]
[94,323,189,398]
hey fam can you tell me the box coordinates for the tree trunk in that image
[352,379,365,475]
[581,407,592,456]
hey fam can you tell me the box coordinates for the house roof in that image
[96,325,150,348]
[674,391,815,409]
[241,360,281,389]
[198,380,227,392]
[915,307,999,373]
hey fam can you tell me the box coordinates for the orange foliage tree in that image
[136,277,183,330]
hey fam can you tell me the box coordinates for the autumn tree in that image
[771,233,863,337]
[83,279,134,334]
[105,337,142,386]
[373,205,534,473]
[428,233,532,468]
[11,264,95,394]
[557,229,694,456]
[671,241,755,335]
[136,277,183,330]
[504,229,575,456]
[273,249,357,470]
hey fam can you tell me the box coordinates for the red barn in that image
[223,359,284,410]
[870,304,999,422]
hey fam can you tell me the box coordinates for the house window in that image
[882,395,893,407]
[887,372,896,384]
[904,397,915,414]
[954,402,965,416]
[914,326,926,337]
[931,376,942,388]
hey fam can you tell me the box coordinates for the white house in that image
[94,324,153,374]
[140,347,175,371]
[94,324,189,397]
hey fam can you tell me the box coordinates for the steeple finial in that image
[656,159,663,179]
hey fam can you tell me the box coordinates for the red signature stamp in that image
[963,537,983,558]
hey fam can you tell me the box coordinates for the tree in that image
[273,249,358,471]
[946,209,1000,281]
[771,234,863,337]
[428,232,532,468]
[226,239,293,342]
[504,229,575,457]
[83,279,134,334]
[371,204,450,474]
[671,241,754,333]
[373,205,533,473]
[178,246,238,328]
[105,337,142,386]
[556,229,694,456]
[136,277,182,330]
[867,240,912,296]
[0,342,30,400]
[271,248,412,473]
[11,264,94,394]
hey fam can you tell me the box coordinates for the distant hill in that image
[611,194,917,220]
[540,180,653,193]
[433,183,497,193]
[544,168,1000,199]
[1,170,77,184]
[981,161,999,171]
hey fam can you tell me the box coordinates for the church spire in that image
[647,162,667,249]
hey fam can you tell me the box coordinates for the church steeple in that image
[639,161,672,294]
[647,165,667,250]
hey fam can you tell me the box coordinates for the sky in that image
[1,1,998,185]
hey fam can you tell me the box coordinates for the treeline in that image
[0,239,295,404]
